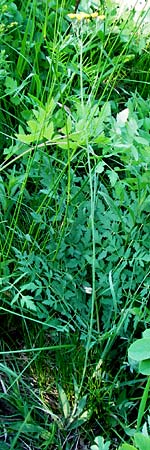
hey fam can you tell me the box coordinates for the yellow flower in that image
[67,12,105,21]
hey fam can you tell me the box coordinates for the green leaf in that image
[9,421,46,434]
[33,106,46,122]
[16,132,34,144]
[117,108,129,126]
[107,170,118,187]
[90,436,110,450]
[96,160,106,173]
[118,444,137,450]
[59,116,72,135]
[58,384,70,419]
[143,329,150,338]
[134,136,149,146]
[76,395,87,417]
[57,139,78,151]
[95,135,110,147]
[5,76,18,94]
[131,145,139,161]
[68,410,89,430]
[20,296,37,311]
[134,433,150,450]
[43,121,54,140]
[11,292,20,305]
[20,282,38,292]
[128,338,150,362]
[27,119,39,134]
[100,101,111,122]
[139,359,150,375]
[11,95,20,105]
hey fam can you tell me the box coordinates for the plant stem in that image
[137,376,150,431]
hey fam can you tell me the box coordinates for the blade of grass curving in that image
[0,344,74,355]
[10,406,34,450]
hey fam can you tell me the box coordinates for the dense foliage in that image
[0,0,150,448]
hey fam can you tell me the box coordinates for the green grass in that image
[0,0,150,448]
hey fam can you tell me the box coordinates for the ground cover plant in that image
[0,0,150,448]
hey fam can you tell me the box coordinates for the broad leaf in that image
[5,76,18,94]
[143,329,150,338]
[139,359,150,375]
[90,435,110,450]
[117,108,129,126]
[118,444,137,450]
[128,338,150,361]
[134,432,150,450]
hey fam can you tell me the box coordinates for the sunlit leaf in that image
[118,444,137,450]
[134,432,150,450]
[90,435,110,450]
[43,121,54,140]
[117,108,129,125]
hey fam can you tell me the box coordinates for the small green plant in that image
[58,382,91,430]
[90,435,110,450]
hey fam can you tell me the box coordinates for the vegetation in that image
[0,0,150,448]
